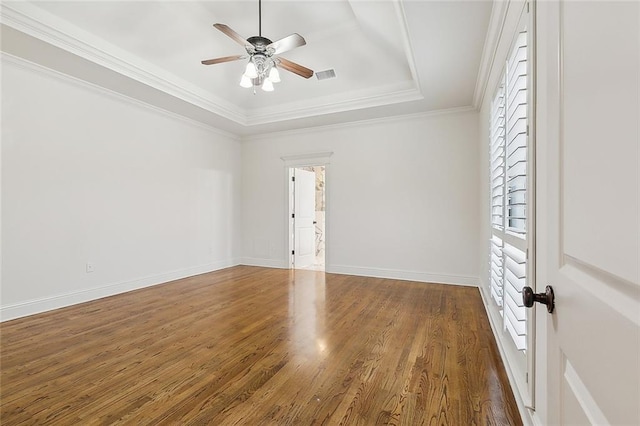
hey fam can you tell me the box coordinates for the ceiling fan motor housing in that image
[247,36,273,53]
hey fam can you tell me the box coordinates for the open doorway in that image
[289,166,325,271]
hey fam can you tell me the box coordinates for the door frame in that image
[281,152,333,270]
[289,167,321,269]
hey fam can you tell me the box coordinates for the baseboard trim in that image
[327,265,478,287]
[0,259,241,322]
[2,262,474,321]
[240,257,289,269]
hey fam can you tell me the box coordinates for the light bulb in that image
[244,61,258,79]
[239,75,252,88]
[268,66,281,83]
[262,78,274,92]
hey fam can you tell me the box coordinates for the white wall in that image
[242,110,481,285]
[1,56,242,320]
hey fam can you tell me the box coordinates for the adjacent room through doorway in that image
[289,166,325,271]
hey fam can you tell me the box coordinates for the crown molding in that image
[243,105,476,142]
[473,0,511,109]
[0,1,247,124]
[246,82,423,126]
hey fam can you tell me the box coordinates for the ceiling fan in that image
[201,0,314,92]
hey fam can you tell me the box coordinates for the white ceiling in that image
[0,0,493,136]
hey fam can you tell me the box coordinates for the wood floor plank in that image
[1,266,521,425]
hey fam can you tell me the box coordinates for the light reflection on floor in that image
[287,270,327,359]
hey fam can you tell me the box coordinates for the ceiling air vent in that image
[316,69,336,81]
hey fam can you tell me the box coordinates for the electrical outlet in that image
[86,262,95,273]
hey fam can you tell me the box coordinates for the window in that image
[489,29,529,352]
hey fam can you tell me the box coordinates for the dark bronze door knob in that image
[522,285,555,313]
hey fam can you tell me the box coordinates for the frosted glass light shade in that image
[239,75,252,88]
[268,66,281,83]
[262,78,274,92]
[244,61,258,79]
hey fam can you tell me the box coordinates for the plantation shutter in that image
[488,28,529,353]
[505,31,528,235]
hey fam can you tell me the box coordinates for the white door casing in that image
[536,1,640,424]
[282,152,332,270]
[294,168,316,269]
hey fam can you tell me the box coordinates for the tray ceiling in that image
[1,1,493,136]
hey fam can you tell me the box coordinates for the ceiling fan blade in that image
[277,57,314,79]
[213,23,249,48]
[201,55,246,65]
[267,33,306,55]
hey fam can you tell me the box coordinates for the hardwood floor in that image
[1,266,522,425]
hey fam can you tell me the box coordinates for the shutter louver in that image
[505,31,528,236]
[490,84,506,231]
[503,243,527,350]
[490,236,504,311]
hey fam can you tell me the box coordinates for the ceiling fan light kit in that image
[201,0,314,94]
[241,53,280,92]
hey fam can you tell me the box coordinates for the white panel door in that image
[536,1,639,424]
[294,169,316,269]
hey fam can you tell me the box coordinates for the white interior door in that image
[294,168,316,269]
[536,1,639,424]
